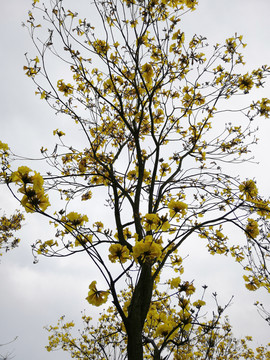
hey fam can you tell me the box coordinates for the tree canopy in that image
[1,0,270,359]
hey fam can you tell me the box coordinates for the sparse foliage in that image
[1,0,270,358]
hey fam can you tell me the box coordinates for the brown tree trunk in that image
[126,263,153,360]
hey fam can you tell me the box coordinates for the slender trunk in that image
[126,263,153,360]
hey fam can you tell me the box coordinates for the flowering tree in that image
[45,309,270,359]
[0,141,24,257]
[1,0,270,358]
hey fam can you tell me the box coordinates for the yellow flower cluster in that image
[141,63,154,86]
[0,211,24,255]
[243,275,261,291]
[0,140,9,153]
[132,235,162,263]
[170,29,185,53]
[53,128,65,137]
[91,40,109,55]
[60,211,89,232]
[86,281,109,306]
[245,218,259,239]
[108,244,130,263]
[238,74,254,92]
[252,97,270,118]
[239,179,258,201]
[57,79,74,96]
[168,199,188,218]
[142,213,170,232]
[11,166,50,213]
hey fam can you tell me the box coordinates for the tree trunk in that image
[126,263,153,360]
[126,318,144,360]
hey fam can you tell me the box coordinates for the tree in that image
[45,307,270,359]
[1,0,270,358]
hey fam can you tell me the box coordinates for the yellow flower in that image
[238,74,254,92]
[74,234,93,247]
[169,277,181,289]
[243,275,260,291]
[66,212,88,226]
[180,281,196,295]
[168,199,188,218]
[143,213,160,231]
[32,172,44,192]
[57,79,74,96]
[158,215,170,231]
[252,199,270,218]
[0,141,9,152]
[127,170,137,181]
[93,221,104,231]
[53,128,65,137]
[91,175,104,185]
[141,63,154,86]
[239,179,258,201]
[185,0,198,10]
[193,300,206,308]
[159,163,171,176]
[132,236,162,263]
[258,98,270,118]
[11,166,32,184]
[108,244,130,263]
[245,218,259,238]
[156,323,175,337]
[86,281,109,306]
[92,40,109,55]
[21,189,50,213]
[61,212,88,232]
[81,191,92,201]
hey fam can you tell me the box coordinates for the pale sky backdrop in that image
[1,0,270,359]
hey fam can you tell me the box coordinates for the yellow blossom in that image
[0,141,9,152]
[180,281,196,295]
[245,218,259,238]
[66,212,88,226]
[132,236,162,263]
[156,323,176,337]
[168,199,188,218]
[238,74,254,92]
[21,189,50,213]
[239,179,258,201]
[141,63,154,86]
[143,213,160,231]
[53,129,66,137]
[243,275,261,291]
[86,281,109,306]
[61,212,88,232]
[108,244,130,263]
[158,215,170,231]
[159,163,171,176]
[11,166,32,184]
[193,299,206,308]
[57,79,74,96]
[169,277,181,289]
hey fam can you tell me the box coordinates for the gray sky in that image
[1,0,270,359]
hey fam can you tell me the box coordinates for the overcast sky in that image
[1,0,270,359]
